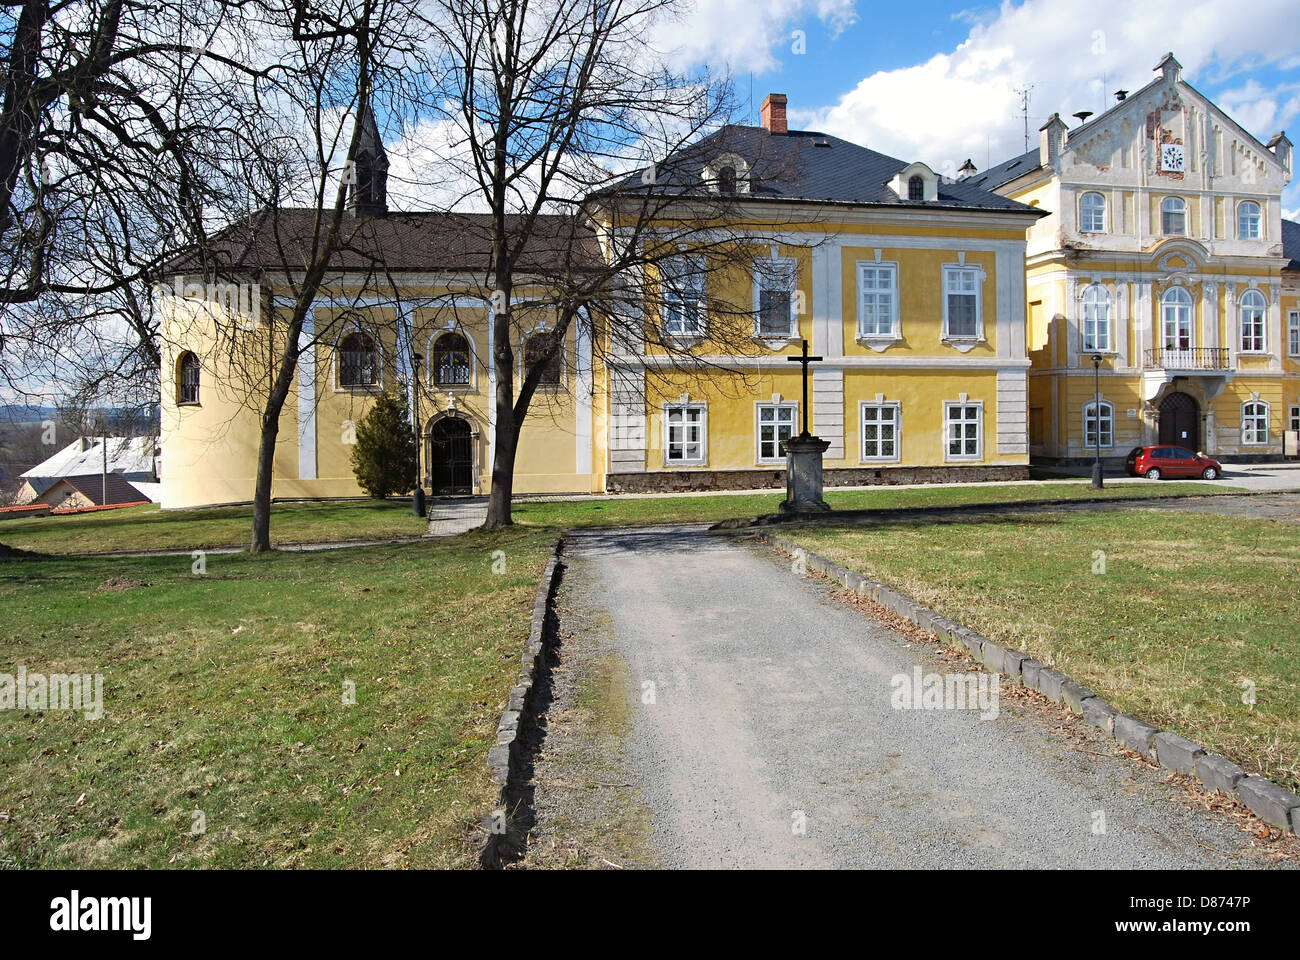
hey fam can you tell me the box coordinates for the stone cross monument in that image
[780,340,831,514]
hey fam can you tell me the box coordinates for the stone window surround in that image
[943,396,984,462]
[859,400,902,463]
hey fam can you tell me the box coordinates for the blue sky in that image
[664,0,1300,213]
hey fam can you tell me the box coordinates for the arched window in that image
[1161,286,1193,352]
[432,332,471,386]
[523,331,562,386]
[338,330,379,387]
[1242,401,1269,445]
[1161,196,1186,235]
[1239,289,1267,352]
[718,166,737,195]
[1081,284,1111,352]
[1079,192,1106,233]
[1084,400,1113,449]
[177,351,200,405]
[1238,200,1262,240]
[907,175,924,201]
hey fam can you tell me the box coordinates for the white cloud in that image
[796,0,1300,203]
[654,0,856,74]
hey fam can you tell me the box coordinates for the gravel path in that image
[553,524,1292,869]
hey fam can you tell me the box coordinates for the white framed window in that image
[756,403,797,462]
[1081,284,1112,352]
[944,401,982,460]
[664,403,707,464]
[1289,405,1300,433]
[661,255,706,338]
[942,265,983,340]
[1237,200,1262,240]
[1080,192,1106,233]
[1239,289,1267,352]
[1161,196,1186,236]
[336,328,382,390]
[1242,401,1269,446]
[857,262,899,338]
[860,403,901,461]
[753,257,798,339]
[1289,311,1300,356]
[1161,286,1193,351]
[1083,400,1114,449]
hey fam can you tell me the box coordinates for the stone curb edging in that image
[712,488,1282,531]
[761,532,1300,836]
[486,536,565,788]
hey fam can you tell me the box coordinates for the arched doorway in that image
[428,417,474,494]
[1158,392,1199,449]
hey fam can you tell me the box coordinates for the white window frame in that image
[859,402,902,463]
[1239,289,1267,353]
[1237,200,1262,240]
[944,400,983,461]
[661,255,706,339]
[1161,286,1194,351]
[1289,311,1300,357]
[941,264,984,342]
[333,324,384,393]
[1081,283,1112,353]
[753,256,798,341]
[1161,196,1186,236]
[1079,192,1106,233]
[1083,400,1114,450]
[1241,401,1269,446]
[755,402,797,464]
[856,261,899,341]
[663,402,707,465]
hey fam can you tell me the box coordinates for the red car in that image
[1125,445,1223,480]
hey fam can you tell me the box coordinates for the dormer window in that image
[702,153,749,195]
[907,176,924,201]
[891,162,939,202]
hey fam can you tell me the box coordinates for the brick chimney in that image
[761,93,788,135]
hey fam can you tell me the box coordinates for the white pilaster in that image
[297,307,317,480]
[1224,284,1238,368]
[811,367,845,459]
[575,309,593,476]
[1065,274,1080,369]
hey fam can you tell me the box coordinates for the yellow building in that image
[968,53,1296,465]
[158,93,1042,508]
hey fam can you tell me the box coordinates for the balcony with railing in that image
[1142,347,1230,371]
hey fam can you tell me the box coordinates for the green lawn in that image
[0,530,554,868]
[1,480,1224,555]
[785,509,1300,793]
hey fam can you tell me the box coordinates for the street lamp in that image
[1091,353,1104,489]
[412,352,426,517]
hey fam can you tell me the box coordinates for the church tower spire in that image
[347,95,389,218]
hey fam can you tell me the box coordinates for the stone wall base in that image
[606,464,1030,494]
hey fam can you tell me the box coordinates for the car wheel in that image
[1146,467,1162,480]
[1201,466,1218,480]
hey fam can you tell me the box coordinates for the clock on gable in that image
[1160,142,1185,173]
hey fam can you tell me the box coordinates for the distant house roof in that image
[21,437,157,491]
[1283,218,1300,271]
[54,473,148,507]
[961,148,1043,193]
[162,210,603,278]
[598,124,1041,215]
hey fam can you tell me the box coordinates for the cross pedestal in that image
[780,339,831,514]
[780,434,831,513]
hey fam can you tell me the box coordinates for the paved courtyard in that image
[524,524,1294,869]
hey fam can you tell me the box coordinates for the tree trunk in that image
[249,411,280,552]
[483,363,516,529]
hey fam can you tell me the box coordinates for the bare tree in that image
[424,0,814,528]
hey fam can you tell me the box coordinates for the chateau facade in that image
[158,55,1297,509]
[969,54,1297,463]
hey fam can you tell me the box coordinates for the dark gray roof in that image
[1283,218,1300,271]
[962,148,1042,192]
[59,473,147,506]
[602,125,1040,215]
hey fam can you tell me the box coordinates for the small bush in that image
[350,388,417,499]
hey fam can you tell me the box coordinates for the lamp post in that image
[412,353,426,517]
[1091,353,1104,489]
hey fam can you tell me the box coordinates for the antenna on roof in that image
[1073,111,1093,124]
[1014,84,1036,152]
